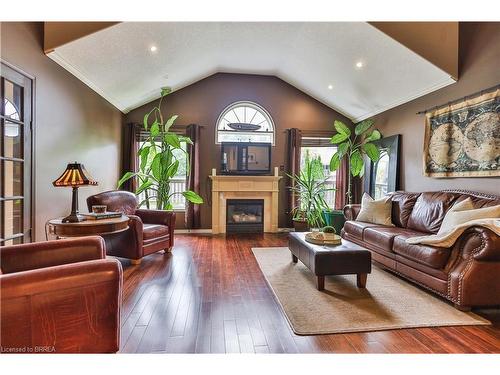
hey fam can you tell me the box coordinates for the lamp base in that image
[62,186,83,223]
[62,213,84,223]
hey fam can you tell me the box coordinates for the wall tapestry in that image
[423,88,500,178]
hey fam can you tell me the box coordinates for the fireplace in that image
[226,199,264,233]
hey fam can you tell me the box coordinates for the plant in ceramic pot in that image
[118,87,203,209]
[329,119,382,205]
[287,153,334,231]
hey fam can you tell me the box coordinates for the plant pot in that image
[322,209,346,234]
[293,219,310,232]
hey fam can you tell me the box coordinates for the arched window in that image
[215,101,275,145]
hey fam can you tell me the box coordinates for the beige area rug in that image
[252,247,490,335]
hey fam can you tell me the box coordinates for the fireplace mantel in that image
[209,175,282,234]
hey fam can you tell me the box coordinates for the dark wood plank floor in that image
[119,233,500,353]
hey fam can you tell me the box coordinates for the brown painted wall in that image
[125,73,351,229]
[371,22,459,79]
[373,22,500,195]
[44,22,119,53]
[1,22,123,241]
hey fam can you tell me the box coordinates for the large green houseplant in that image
[118,87,203,209]
[329,119,382,205]
[288,152,334,231]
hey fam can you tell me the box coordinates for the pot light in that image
[355,61,364,69]
[328,84,333,90]
[150,45,158,53]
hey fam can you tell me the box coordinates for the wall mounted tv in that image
[220,142,271,175]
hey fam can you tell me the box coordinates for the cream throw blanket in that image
[405,218,500,247]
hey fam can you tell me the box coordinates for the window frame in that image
[0,61,34,245]
[215,101,275,145]
[300,137,338,208]
[135,136,189,212]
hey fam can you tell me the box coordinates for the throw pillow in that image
[438,198,500,235]
[356,193,394,226]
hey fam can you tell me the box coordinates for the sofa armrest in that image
[0,259,122,353]
[0,236,106,274]
[447,226,500,307]
[455,226,500,262]
[135,209,176,249]
[343,204,361,221]
[135,209,175,227]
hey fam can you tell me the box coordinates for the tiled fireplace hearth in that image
[209,175,281,234]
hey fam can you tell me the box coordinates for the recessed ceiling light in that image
[327,84,333,90]
[355,61,364,69]
[150,45,158,52]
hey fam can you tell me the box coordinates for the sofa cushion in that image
[389,191,420,228]
[406,192,459,234]
[143,224,169,240]
[363,227,425,252]
[356,193,394,226]
[343,221,380,240]
[393,233,451,269]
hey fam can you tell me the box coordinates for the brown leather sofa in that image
[0,236,122,353]
[87,190,176,264]
[342,190,500,310]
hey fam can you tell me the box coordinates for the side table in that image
[46,215,130,239]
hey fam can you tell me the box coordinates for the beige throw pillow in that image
[356,193,394,226]
[438,198,500,235]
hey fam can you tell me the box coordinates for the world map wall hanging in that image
[423,88,500,178]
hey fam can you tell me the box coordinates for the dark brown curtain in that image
[334,157,348,209]
[121,122,140,192]
[185,124,201,229]
[285,128,302,226]
[351,177,362,204]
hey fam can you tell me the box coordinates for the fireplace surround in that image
[209,175,281,234]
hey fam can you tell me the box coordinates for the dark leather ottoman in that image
[288,232,372,291]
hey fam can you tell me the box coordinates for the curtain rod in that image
[416,83,500,115]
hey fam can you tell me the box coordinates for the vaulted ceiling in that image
[47,22,456,121]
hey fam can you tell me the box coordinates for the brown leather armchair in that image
[0,236,122,353]
[87,190,176,264]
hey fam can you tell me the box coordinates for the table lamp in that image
[52,162,98,222]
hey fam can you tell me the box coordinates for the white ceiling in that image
[48,22,455,121]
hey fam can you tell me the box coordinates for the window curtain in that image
[185,124,201,229]
[285,128,302,227]
[334,157,348,209]
[121,122,140,192]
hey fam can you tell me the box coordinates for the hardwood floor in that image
[119,233,500,353]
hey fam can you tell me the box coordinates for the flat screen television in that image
[220,142,271,175]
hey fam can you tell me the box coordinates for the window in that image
[1,63,33,246]
[216,101,275,144]
[373,151,390,199]
[300,137,337,207]
[137,141,188,210]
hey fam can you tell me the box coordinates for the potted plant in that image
[321,208,346,235]
[118,87,203,209]
[288,152,334,231]
[329,119,382,205]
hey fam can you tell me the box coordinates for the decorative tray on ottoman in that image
[304,231,342,246]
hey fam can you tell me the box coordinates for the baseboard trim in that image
[174,228,293,234]
[174,229,213,234]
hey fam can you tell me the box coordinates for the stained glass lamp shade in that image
[52,163,98,222]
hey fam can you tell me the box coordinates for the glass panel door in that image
[1,63,32,245]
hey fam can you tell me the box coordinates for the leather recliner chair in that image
[86,190,176,264]
[0,236,122,353]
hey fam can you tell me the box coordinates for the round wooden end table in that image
[46,215,130,239]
